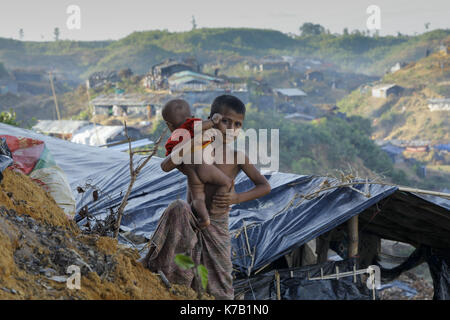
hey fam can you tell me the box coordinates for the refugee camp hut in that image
[90,94,153,117]
[434,143,450,153]
[87,71,120,89]
[168,71,224,91]
[32,120,91,140]
[428,98,450,111]
[389,62,408,74]
[380,143,405,164]
[274,88,307,104]
[259,60,290,72]
[71,124,142,146]
[404,140,430,153]
[371,84,403,98]
[305,70,324,82]
[151,59,194,78]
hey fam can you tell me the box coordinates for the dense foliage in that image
[0,28,448,80]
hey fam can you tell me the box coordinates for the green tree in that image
[0,109,20,126]
[54,27,60,41]
[191,15,197,30]
[299,23,325,36]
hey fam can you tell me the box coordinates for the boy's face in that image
[213,107,244,144]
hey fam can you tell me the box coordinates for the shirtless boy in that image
[161,99,233,229]
[161,95,271,223]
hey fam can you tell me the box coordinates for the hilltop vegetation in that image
[0,28,449,81]
[337,48,450,142]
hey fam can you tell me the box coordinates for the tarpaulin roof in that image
[32,120,91,135]
[1,123,449,275]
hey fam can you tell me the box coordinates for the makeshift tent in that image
[1,123,449,299]
[71,124,142,146]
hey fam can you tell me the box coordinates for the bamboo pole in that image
[397,186,450,198]
[275,270,281,300]
[85,80,101,145]
[49,72,61,120]
[348,215,359,258]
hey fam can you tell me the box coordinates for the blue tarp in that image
[1,123,448,275]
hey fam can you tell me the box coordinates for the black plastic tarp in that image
[1,123,449,277]
[234,259,376,300]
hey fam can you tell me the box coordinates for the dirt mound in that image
[0,169,76,230]
[0,169,199,299]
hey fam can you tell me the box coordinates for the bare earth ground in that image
[0,169,200,300]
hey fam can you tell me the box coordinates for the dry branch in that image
[113,122,167,238]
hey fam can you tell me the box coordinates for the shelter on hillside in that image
[259,61,290,72]
[371,84,403,98]
[90,94,154,117]
[274,88,307,103]
[305,70,324,82]
[32,120,91,140]
[71,124,142,146]
[151,59,197,78]
[168,71,223,91]
[428,98,450,112]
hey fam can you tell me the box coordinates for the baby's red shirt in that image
[164,118,202,156]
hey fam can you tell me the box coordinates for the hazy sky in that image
[1,0,449,41]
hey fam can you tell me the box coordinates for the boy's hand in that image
[211,113,222,124]
[213,188,238,208]
[198,218,211,230]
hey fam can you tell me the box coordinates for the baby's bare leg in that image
[181,165,210,228]
[195,164,232,214]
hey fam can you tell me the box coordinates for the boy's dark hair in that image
[210,95,246,117]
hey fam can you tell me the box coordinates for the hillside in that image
[0,168,199,299]
[0,28,449,81]
[337,46,450,143]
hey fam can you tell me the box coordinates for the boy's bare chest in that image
[213,162,240,180]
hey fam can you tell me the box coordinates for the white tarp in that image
[71,125,124,146]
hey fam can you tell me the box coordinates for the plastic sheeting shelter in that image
[1,123,450,299]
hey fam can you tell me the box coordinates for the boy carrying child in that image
[144,95,271,300]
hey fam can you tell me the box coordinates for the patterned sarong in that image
[143,200,234,300]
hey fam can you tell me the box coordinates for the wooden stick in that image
[275,270,281,300]
[348,215,359,258]
[49,71,61,120]
[397,186,450,199]
[113,123,167,238]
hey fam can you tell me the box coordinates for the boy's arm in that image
[213,153,271,207]
[234,154,271,204]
